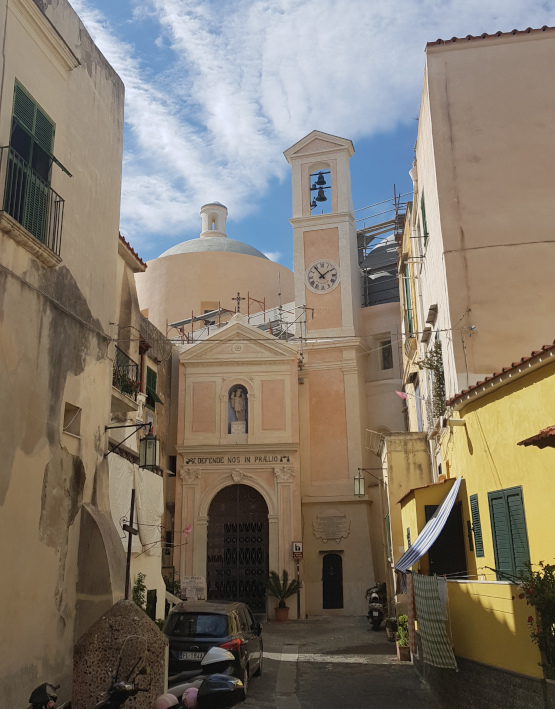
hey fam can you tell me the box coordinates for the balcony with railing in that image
[0,146,64,266]
[112,346,140,413]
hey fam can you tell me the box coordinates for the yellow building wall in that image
[443,360,555,573]
[447,581,542,678]
[397,358,555,678]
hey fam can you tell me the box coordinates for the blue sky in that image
[71,0,555,268]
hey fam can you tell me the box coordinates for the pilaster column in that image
[179,467,201,582]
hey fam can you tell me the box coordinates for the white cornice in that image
[11,0,80,74]
[289,212,355,229]
[176,443,298,454]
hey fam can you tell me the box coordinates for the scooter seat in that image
[168,669,202,685]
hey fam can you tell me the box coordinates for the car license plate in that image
[179,651,205,660]
[372,611,379,617]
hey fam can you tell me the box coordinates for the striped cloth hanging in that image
[413,573,458,670]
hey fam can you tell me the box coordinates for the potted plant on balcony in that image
[266,569,301,622]
[395,614,411,661]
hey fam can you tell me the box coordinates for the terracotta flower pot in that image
[396,642,411,662]
[275,607,289,622]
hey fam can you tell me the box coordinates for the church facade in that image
[137,131,405,617]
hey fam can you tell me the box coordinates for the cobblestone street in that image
[243,616,442,708]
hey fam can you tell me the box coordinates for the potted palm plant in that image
[266,569,301,622]
[395,614,411,661]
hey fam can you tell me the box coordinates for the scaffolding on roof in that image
[357,187,407,308]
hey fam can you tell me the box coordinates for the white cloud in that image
[73,0,555,252]
[263,251,282,262]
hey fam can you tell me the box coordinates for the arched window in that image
[228,384,248,434]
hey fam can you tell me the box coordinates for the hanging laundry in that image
[406,572,418,655]
[413,574,457,670]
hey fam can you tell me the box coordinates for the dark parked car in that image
[164,600,263,697]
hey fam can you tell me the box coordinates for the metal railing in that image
[112,346,139,400]
[0,146,64,255]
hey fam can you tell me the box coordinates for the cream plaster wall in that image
[136,250,295,334]
[302,501,374,616]
[413,32,555,401]
[0,1,124,704]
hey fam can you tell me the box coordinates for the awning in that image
[395,477,463,573]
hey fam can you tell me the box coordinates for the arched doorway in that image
[322,553,343,609]
[207,485,269,612]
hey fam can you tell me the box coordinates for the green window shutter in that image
[145,367,161,409]
[420,192,428,247]
[34,107,54,152]
[506,488,530,574]
[488,486,530,580]
[24,177,48,242]
[9,83,55,242]
[13,83,55,151]
[489,491,513,579]
[146,366,156,391]
[470,494,485,557]
[13,84,35,132]
[404,264,413,334]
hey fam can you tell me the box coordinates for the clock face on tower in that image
[305,259,340,293]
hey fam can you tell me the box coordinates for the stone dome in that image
[159,236,269,260]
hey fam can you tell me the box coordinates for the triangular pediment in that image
[179,319,298,365]
[284,130,355,161]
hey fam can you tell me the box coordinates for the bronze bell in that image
[315,187,327,202]
[316,172,326,186]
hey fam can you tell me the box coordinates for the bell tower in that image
[284,131,375,617]
[284,131,361,338]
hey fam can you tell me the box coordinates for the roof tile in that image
[427,25,554,48]
[447,340,555,406]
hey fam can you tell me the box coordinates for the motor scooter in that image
[366,582,387,631]
[27,683,71,709]
[155,647,244,709]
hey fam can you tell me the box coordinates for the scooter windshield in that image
[113,635,148,684]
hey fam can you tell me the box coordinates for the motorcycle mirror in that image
[200,647,234,666]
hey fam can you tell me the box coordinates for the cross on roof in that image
[232,292,246,313]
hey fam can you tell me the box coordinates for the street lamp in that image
[139,425,160,470]
[354,470,365,497]
[105,422,160,470]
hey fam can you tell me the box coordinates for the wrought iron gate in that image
[207,485,269,612]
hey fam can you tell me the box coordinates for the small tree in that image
[266,569,301,609]
[517,561,555,678]
[132,571,147,610]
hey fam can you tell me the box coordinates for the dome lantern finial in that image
[200,202,228,238]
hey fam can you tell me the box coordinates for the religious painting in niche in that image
[228,384,248,434]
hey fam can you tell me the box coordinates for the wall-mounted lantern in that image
[139,425,160,470]
[105,421,160,470]
[354,470,365,497]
